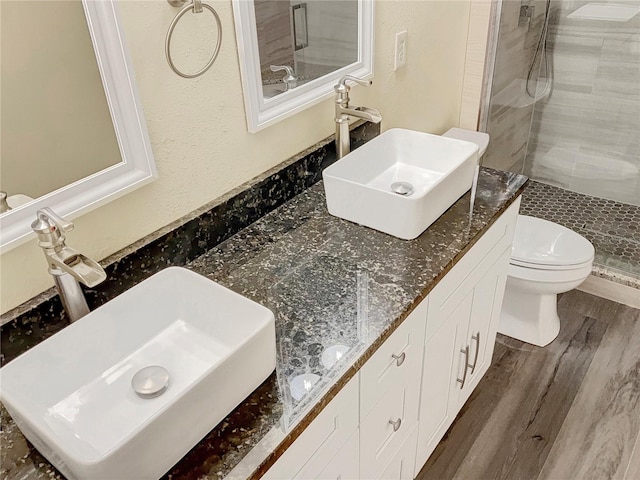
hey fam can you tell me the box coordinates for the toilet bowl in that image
[498,215,594,347]
[441,127,595,348]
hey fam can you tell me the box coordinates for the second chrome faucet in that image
[334,75,382,159]
[31,208,106,322]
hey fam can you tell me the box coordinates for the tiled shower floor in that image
[520,181,640,280]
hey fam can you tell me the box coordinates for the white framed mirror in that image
[0,0,157,253]
[232,0,374,133]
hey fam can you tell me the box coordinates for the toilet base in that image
[498,283,560,347]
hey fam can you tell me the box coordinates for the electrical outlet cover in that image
[394,30,408,70]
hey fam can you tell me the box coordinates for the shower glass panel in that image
[526,0,640,207]
[482,0,640,280]
[482,0,551,174]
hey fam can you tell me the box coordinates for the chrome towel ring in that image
[165,0,222,79]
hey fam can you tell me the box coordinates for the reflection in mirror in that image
[292,3,309,51]
[1,0,121,204]
[0,0,156,252]
[232,0,373,132]
[255,1,358,99]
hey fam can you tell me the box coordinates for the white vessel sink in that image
[323,128,479,239]
[0,267,276,480]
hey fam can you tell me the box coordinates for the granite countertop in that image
[0,168,527,480]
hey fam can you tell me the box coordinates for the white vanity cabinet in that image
[264,301,428,480]
[263,199,520,480]
[414,199,519,473]
[262,377,359,480]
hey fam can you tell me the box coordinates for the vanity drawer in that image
[377,425,418,480]
[359,372,420,479]
[426,198,519,341]
[360,299,427,419]
[263,376,359,480]
[309,429,360,480]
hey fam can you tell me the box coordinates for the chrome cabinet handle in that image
[389,418,402,432]
[391,352,406,367]
[468,332,480,374]
[456,346,470,389]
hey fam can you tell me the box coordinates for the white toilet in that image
[499,215,594,346]
[443,127,595,348]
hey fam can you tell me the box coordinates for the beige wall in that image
[0,0,473,314]
[1,0,121,199]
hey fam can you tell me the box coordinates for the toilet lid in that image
[511,215,594,268]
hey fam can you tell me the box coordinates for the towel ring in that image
[165,0,222,79]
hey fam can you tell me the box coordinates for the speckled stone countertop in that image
[0,168,527,480]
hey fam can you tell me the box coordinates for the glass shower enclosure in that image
[481,0,640,279]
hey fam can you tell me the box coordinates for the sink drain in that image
[390,181,414,196]
[132,365,170,399]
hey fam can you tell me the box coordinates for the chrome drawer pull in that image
[456,345,470,389]
[391,352,406,367]
[468,332,480,374]
[389,418,402,432]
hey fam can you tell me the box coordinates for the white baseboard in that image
[578,274,640,310]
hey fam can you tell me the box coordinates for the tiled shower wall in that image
[525,0,640,206]
[482,0,550,173]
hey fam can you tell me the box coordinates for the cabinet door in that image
[460,248,511,402]
[416,212,517,476]
[415,290,473,472]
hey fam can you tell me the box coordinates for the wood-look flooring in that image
[416,289,640,480]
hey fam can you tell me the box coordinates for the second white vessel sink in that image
[0,267,276,480]
[323,128,479,239]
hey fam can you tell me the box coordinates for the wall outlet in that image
[394,30,408,70]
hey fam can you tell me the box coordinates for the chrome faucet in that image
[270,65,298,91]
[31,208,107,322]
[334,75,382,159]
[0,192,10,213]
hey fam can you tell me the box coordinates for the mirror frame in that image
[0,0,157,253]
[232,0,374,133]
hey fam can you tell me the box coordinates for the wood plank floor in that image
[416,290,640,480]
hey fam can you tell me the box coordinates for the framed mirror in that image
[0,0,157,252]
[232,0,374,132]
